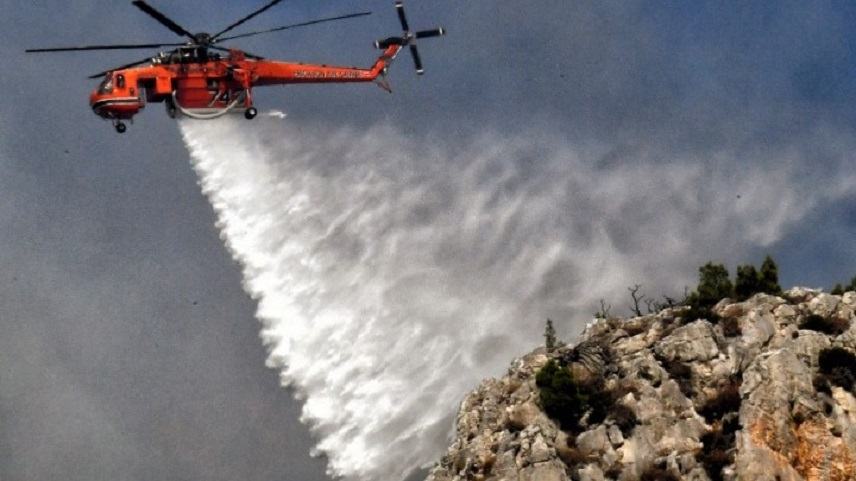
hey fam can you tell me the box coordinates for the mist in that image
[179,116,853,480]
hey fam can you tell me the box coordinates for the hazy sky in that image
[1,1,855,481]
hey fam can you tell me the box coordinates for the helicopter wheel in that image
[244,107,258,120]
[115,122,127,134]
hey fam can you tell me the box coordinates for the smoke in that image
[179,117,848,481]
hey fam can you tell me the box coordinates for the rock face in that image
[425,289,856,481]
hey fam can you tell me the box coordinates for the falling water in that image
[180,117,821,481]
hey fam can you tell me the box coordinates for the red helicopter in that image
[26,0,444,133]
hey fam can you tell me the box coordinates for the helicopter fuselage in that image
[90,46,401,124]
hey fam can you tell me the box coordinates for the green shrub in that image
[535,359,589,431]
[800,314,850,336]
[818,347,856,393]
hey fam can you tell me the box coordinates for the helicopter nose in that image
[90,92,144,119]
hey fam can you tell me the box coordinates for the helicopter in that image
[26,0,445,133]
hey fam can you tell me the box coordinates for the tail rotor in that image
[374,0,445,75]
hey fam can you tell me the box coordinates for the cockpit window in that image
[116,74,125,89]
[98,75,113,94]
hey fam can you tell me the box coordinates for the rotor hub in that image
[193,32,213,46]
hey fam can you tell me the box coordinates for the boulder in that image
[654,320,720,363]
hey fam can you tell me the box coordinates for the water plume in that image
[180,117,836,481]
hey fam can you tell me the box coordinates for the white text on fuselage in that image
[293,70,361,79]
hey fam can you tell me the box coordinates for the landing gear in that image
[115,122,127,133]
[244,107,258,120]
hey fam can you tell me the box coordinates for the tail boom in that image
[251,45,402,86]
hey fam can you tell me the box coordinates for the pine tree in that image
[758,255,782,295]
[734,264,760,301]
[544,319,557,352]
[831,276,856,295]
[694,262,733,307]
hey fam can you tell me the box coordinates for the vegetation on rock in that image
[427,283,856,481]
[544,318,558,352]
[587,384,639,436]
[640,465,681,481]
[683,256,781,328]
[830,275,856,295]
[535,359,589,431]
[654,352,695,398]
[817,347,856,394]
[688,262,733,308]
[536,353,639,438]
[800,313,850,335]
[698,377,742,423]
[734,264,761,301]
[732,256,782,300]
[697,377,742,481]
[697,416,739,481]
[757,256,782,296]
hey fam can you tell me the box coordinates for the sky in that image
[1,1,855,481]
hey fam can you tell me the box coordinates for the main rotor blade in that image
[415,28,445,39]
[87,57,154,79]
[211,0,284,40]
[209,45,265,60]
[216,11,372,42]
[27,42,182,53]
[132,0,194,39]
[409,44,423,74]
[395,1,410,32]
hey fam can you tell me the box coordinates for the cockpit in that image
[97,75,113,94]
[97,73,126,94]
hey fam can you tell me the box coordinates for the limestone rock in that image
[655,320,721,363]
[806,293,840,319]
[425,290,856,481]
[576,426,609,458]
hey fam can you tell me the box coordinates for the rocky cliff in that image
[425,288,856,481]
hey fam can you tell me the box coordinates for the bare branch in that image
[628,284,645,317]
[644,297,658,314]
[594,299,613,319]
